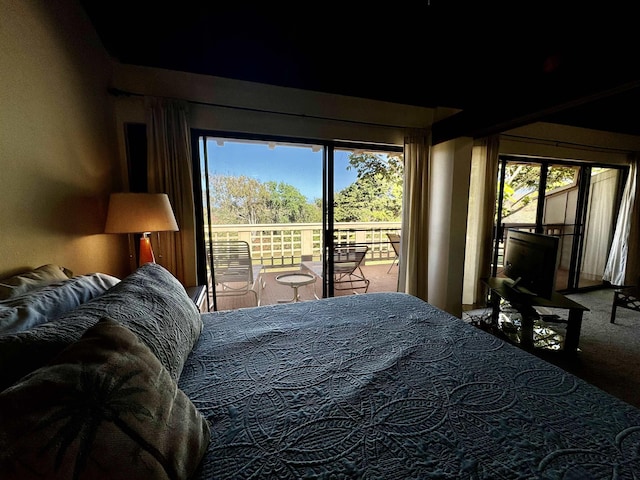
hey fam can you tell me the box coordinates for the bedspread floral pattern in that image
[178,293,640,479]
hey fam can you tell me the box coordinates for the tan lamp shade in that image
[105,193,179,234]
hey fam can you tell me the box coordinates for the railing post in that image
[238,232,252,243]
[355,230,369,260]
[301,229,314,260]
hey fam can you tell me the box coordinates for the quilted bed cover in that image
[178,292,640,479]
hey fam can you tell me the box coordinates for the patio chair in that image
[300,244,370,294]
[386,233,401,273]
[210,240,265,306]
[333,244,370,293]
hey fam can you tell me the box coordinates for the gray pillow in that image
[0,273,120,334]
[0,264,72,300]
[0,263,202,391]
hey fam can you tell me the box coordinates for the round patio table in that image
[275,272,318,303]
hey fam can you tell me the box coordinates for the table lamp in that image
[105,193,179,266]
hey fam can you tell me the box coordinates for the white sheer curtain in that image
[603,154,640,286]
[145,97,198,286]
[398,130,430,301]
[581,169,619,281]
[462,136,499,306]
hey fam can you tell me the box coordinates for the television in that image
[502,229,560,299]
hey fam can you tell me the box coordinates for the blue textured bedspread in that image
[178,292,640,479]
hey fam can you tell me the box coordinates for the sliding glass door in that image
[330,148,403,296]
[578,167,623,288]
[193,132,403,310]
[494,156,625,293]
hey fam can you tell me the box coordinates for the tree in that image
[265,181,321,223]
[347,152,403,182]
[208,174,321,224]
[334,153,403,222]
[500,164,577,219]
[207,152,403,225]
[208,174,270,224]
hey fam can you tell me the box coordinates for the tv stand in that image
[484,277,589,355]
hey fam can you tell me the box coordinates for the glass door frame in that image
[493,154,628,293]
[191,129,403,308]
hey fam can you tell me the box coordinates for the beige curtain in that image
[603,154,640,286]
[398,130,430,301]
[145,97,197,286]
[462,136,499,306]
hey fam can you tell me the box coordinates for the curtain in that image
[462,136,499,306]
[581,169,619,281]
[603,154,640,286]
[398,130,430,301]
[145,97,198,286]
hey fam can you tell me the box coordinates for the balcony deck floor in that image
[206,262,399,311]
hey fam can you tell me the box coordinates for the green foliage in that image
[265,181,321,223]
[206,152,403,224]
[335,153,403,222]
[347,152,403,181]
[208,175,321,224]
[500,164,577,219]
[333,174,402,222]
[208,175,269,224]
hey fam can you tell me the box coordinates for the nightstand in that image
[186,285,208,312]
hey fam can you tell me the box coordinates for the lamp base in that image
[139,233,156,266]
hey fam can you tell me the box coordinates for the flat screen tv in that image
[503,229,560,299]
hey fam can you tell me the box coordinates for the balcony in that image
[204,222,400,310]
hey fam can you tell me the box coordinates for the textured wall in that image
[0,0,128,278]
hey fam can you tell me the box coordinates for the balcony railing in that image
[205,222,401,269]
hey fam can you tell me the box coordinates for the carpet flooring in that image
[464,287,640,409]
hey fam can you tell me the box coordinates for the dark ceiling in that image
[80,2,640,141]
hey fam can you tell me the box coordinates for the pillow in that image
[0,272,121,334]
[0,317,211,480]
[0,263,202,391]
[0,264,72,300]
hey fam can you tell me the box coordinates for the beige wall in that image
[111,64,436,150]
[0,0,128,279]
[500,122,640,164]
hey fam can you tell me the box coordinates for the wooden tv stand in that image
[485,277,589,355]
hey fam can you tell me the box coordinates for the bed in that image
[2,263,640,479]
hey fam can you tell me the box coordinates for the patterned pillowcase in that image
[0,317,211,480]
[0,263,202,392]
[0,264,72,300]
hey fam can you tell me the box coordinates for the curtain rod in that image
[107,87,422,130]
[500,133,635,155]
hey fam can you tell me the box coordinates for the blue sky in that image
[204,139,358,201]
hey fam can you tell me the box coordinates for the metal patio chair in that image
[210,240,265,306]
[300,244,371,294]
[333,244,370,293]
